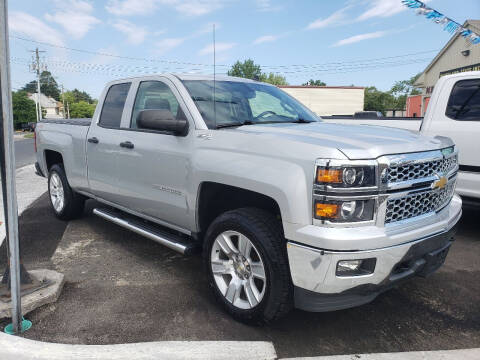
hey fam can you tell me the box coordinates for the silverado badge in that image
[432,175,448,190]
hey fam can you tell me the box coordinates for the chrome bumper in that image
[286,195,462,311]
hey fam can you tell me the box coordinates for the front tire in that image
[204,208,293,324]
[48,164,85,220]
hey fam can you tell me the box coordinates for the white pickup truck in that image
[35,74,461,323]
[324,72,480,205]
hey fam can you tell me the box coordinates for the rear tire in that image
[48,164,85,220]
[203,208,293,324]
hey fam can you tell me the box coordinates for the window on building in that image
[445,79,480,121]
[99,82,131,128]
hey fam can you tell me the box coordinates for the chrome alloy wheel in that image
[210,230,266,310]
[49,172,65,213]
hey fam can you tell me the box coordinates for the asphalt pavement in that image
[1,196,478,358]
[14,137,36,169]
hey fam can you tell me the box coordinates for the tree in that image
[390,73,421,98]
[69,101,96,118]
[228,59,289,85]
[261,72,288,86]
[302,79,326,86]
[65,89,94,104]
[389,73,421,110]
[364,86,395,115]
[12,91,37,129]
[228,59,263,80]
[22,71,61,100]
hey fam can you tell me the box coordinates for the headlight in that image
[314,199,375,223]
[313,159,378,226]
[316,165,375,188]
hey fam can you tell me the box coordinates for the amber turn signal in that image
[316,168,342,184]
[315,203,338,219]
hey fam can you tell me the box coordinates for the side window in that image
[131,81,181,129]
[99,82,131,128]
[445,79,480,121]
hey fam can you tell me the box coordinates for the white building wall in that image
[279,87,365,116]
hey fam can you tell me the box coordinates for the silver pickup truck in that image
[35,74,462,323]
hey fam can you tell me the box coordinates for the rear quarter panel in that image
[36,122,89,191]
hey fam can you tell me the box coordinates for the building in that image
[278,86,365,116]
[405,95,423,117]
[385,109,407,117]
[28,93,64,119]
[414,19,480,116]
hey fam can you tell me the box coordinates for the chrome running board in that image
[93,208,199,255]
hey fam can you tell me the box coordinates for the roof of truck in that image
[109,73,262,83]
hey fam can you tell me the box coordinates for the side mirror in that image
[137,109,188,135]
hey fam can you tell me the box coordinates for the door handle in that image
[120,141,134,149]
[88,137,99,144]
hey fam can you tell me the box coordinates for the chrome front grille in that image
[387,154,458,183]
[385,178,456,224]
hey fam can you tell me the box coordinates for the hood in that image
[227,122,452,160]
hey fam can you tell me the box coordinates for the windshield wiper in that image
[216,120,253,129]
[290,118,314,123]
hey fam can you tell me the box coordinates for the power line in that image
[11,35,229,68]
[11,34,439,72]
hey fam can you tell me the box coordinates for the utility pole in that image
[29,47,46,122]
[61,85,66,118]
[0,0,23,334]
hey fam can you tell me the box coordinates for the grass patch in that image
[23,133,34,139]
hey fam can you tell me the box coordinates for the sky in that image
[7,0,480,98]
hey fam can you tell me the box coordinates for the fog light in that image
[336,258,376,277]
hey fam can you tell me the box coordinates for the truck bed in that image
[39,118,92,126]
[35,119,91,192]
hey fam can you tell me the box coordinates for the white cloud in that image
[155,37,186,54]
[9,11,65,46]
[253,35,278,45]
[357,0,412,21]
[175,0,225,16]
[198,42,236,55]
[90,46,119,65]
[255,0,282,12]
[112,20,148,45]
[106,0,227,17]
[333,30,386,47]
[45,0,100,39]
[106,0,159,16]
[307,6,350,30]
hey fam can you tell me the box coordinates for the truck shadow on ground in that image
[3,197,479,358]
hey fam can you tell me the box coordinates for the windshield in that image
[182,80,320,129]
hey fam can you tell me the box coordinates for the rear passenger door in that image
[86,82,132,203]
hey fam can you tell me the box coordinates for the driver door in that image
[114,79,193,230]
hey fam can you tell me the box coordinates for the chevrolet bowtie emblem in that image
[432,175,447,190]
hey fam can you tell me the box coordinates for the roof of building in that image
[27,93,59,108]
[415,19,480,86]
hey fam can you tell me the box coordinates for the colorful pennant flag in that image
[402,0,480,45]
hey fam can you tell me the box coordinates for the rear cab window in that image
[445,79,480,121]
[99,82,131,128]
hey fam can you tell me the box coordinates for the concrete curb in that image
[0,269,64,319]
[0,336,277,360]
[283,348,480,360]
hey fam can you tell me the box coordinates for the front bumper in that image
[286,195,462,312]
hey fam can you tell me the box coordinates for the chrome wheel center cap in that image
[233,256,251,279]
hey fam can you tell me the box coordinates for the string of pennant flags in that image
[402,0,480,45]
